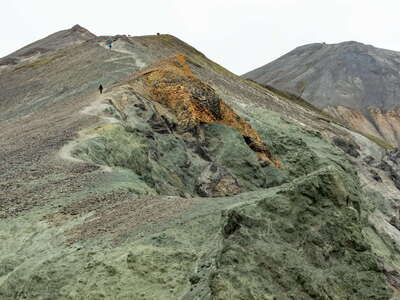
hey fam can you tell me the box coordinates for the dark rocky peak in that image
[60,24,96,40]
[70,24,88,32]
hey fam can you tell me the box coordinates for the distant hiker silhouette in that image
[99,84,103,94]
[106,41,112,49]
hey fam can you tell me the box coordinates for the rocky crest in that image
[130,54,281,168]
[0,24,96,66]
[70,54,282,199]
[2,26,400,299]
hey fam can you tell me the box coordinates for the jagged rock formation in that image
[130,54,281,167]
[212,166,389,299]
[244,41,400,147]
[71,55,281,198]
[2,26,400,299]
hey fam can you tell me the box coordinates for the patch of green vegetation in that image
[72,120,287,197]
[0,102,394,299]
[248,109,354,180]
[211,166,392,299]
[72,124,200,196]
[204,123,288,189]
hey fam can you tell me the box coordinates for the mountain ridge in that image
[1,24,96,62]
[244,40,400,147]
[2,26,400,299]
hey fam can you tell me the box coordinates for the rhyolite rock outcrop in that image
[72,55,281,198]
[130,54,281,168]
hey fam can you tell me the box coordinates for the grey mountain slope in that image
[1,24,96,62]
[3,27,400,299]
[244,41,400,111]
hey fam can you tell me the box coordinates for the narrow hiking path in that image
[100,39,147,69]
[59,38,149,170]
[104,55,137,65]
[58,92,118,172]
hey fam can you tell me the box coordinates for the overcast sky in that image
[3,0,400,74]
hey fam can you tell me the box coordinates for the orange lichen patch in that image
[131,54,281,167]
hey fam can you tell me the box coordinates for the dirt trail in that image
[100,40,147,68]
[58,39,146,171]
[57,93,117,172]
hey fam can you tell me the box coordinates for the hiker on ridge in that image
[99,84,103,94]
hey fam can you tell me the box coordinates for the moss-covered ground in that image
[0,104,393,299]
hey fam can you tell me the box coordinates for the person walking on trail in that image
[99,84,103,94]
[106,41,112,50]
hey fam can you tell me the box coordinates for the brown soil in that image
[0,91,100,218]
[45,191,194,245]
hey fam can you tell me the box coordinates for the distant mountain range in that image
[244,41,400,147]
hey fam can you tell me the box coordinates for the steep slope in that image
[1,25,95,61]
[244,41,400,147]
[2,27,400,299]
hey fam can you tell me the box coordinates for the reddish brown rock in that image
[324,105,400,148]
[128,54,281,168]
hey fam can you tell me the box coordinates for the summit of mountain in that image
[244,41,400,147]
[1,24,96,64]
